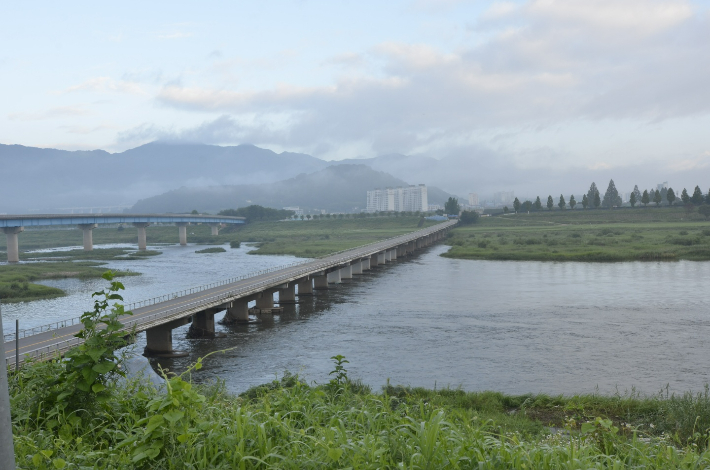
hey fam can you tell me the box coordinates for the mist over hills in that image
[129,164,454,214]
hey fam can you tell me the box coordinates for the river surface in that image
[3,242,710,396]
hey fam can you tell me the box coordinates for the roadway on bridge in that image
[4,220,457,364]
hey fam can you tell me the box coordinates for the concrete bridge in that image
[3,219,457,366]
[0,214,245,263]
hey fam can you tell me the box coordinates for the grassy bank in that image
[0,262,138,303]
[10,356,710,469]
[445,207,710,261]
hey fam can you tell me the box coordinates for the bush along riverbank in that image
[8,273,710,468]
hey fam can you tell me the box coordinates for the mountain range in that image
[0,142,457,214]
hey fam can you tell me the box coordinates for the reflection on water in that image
[6,242,710,396]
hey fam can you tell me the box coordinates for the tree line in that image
[510,180,710,215]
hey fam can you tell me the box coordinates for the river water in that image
[4,242,710,396]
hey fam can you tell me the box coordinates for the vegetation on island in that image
[444,206,710,262]
[9,276,710,468]
[194,247,226,254]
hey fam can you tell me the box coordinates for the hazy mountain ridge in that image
[129,164,454,214]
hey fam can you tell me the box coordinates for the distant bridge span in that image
[0,213,246,262]
[3,219,457,366]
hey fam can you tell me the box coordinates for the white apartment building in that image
[367,184,428,212]
[493,191,515,206]
[468,192,479,206]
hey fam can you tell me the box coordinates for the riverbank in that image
[445,207,710,261]
[9,356,710,468]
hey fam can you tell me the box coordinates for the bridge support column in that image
[371,254,379,266]
[144,318,190,357]
[340,264,352,279]
[133,222,150,250]
[278,284,296,304]
[77,223,97,251]
[3,227,23,263]
[298,278,313,296]
[188,308,219,338]
[222,299,249,324]
[361,258,371,270]
[378,252,386,264]
[313,275,328,290]
[351,261,362,274]
[176,222,189,246]
[391,248,397,260]
[256,290,275,309]
[327,269,341,284]
[209,223,221,236]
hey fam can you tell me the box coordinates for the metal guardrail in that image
[4,220,457,361]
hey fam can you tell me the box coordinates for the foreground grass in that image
[446,207,710,261]
[10,361,710,469]
[0,262,138,303]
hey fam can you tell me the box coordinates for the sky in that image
[2,0,710,195]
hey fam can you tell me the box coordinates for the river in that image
[3,242,710,396]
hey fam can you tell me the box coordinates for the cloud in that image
[65,77,146,95]
[8,106,88,121]
[157,31,194,40]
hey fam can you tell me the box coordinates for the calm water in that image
[4,242,710,396]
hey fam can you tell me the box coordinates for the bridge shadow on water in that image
[145,249,431,382]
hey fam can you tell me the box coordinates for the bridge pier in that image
[378,252,386,264]
[371,254,379,266]
[278,283,297,304]
[176,222,189,246]
[361,258,371,270]
[327,269,341,284]
[222,299,250,324]
[340,264,352,279]
[77,223,97,251]
[390,248,397,260]
[188,307,221,338]
[144,318,190,357]
[313,275,328,290]
[256,289,275,309]
[133,222,150,250]
[209,223,221,236]
[297,278,313,296]
[351,260,362,274]
[2,227,23,263]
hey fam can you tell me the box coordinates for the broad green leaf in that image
[145,414,165,435]
[86,348,107,362]
[92,361,116,374]
[92,383,106,393]
[41,450,54,458]
[163,410,185,424]
[177,433,189,443]
[327,448,343,461]
[53,458,67,469]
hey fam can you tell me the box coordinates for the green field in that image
[445,207,710,261]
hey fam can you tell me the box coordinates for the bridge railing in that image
[4,220,456,344]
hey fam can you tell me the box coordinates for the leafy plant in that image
[62,271,133,402]
[329,354,350,388]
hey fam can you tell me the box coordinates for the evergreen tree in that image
[547,195,554,210]
[602,179,622,208]
[629,191,637,207]
[632,185,642,204]
[706,188,710,204]
[569,195,576,209]
[648,189,656,203]
[666,188,676,206]
[444,197,461,214]
[522,200,533,212]
[641,190,650,206]
[593,190,601,209]
[582,194,589,209]
[660,187,668,205]
[681,188,690,204]
[513,197,521,213]
[587,182,599,205]
[653,190,662,206]
[534,196,543,211]
[692,186,704,205]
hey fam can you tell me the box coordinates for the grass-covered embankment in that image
[445,207,710,261]
[0,262,138,303]
[10,358,710,469]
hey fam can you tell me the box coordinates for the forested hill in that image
[129,164,454,214]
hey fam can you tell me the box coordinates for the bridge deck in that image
[4,220,456,365]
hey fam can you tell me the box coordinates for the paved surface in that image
[0,213,244,228]
[4,220,457,365]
